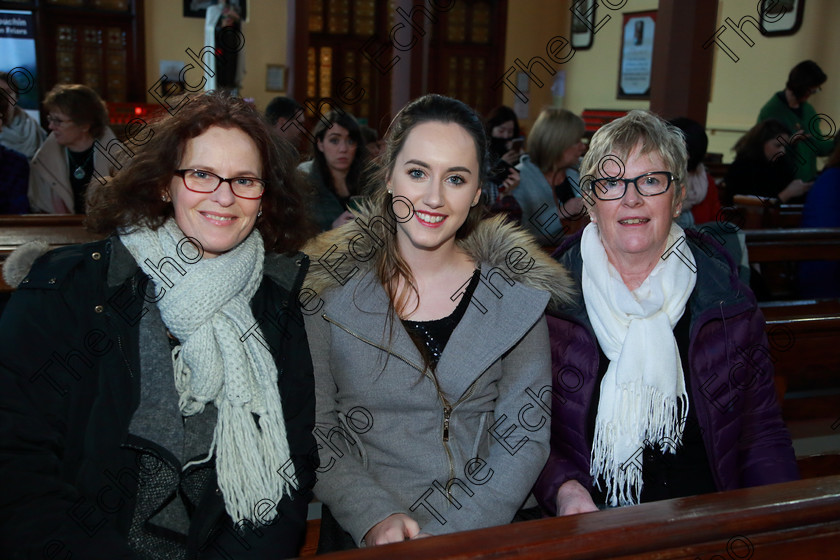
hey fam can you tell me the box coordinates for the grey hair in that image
[580,110,688,207]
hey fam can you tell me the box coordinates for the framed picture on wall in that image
[617,10,656,100]
[266,65,287,92]
[760,0,804,36]
[570,0,596,50]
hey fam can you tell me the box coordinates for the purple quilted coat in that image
[533,229,799,515]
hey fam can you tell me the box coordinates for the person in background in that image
[670,117,747,282]
[0,72,46,160]
[298,110,368,230]
[0,92,30,213]
[726,119,812,203]
[28,84,124,213]
[486,105,524,166]
[669,117,721,228]
[514,108,587,245]
[265,95,306,154]
[757,60,832,182]
[0,91,316,559]
[483,105,522,221]
[361,125,385,159]
[799,138,840,297]
[534,110,797,517]
[304,94,572,551]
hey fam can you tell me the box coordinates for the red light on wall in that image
[134,106,143,115]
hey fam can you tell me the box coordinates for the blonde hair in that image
[580,110,687,206]
[527,108,585,173]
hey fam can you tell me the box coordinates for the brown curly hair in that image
[86,91,316,253]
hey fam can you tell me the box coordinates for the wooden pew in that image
[744,228,840,261]
[778,203,804,228]
[744,228,840,300]
[309,476,840,559]
[761,299,840,477]
[732,196,803,229]
[0,215,103,292]
[762,299,840,398]
[753,260,840,479]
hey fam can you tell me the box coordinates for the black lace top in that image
[402,269,481,370]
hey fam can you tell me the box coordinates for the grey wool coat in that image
[302,210,574,545]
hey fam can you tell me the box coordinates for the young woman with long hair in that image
[303,94,573,551]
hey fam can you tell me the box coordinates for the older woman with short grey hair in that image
[534,110,797,516]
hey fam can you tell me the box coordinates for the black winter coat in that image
[0,237,317,559]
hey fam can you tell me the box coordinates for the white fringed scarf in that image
[581,222,696,506]
[120,219,295,524]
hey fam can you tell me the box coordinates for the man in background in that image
[265,96,306,157]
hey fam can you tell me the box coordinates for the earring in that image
[257,209,263,217]
[161,194,169,202]
[387,189,393,194]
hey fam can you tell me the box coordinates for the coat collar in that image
[303,207,575,311]
[306,209,571,399]
[553,228,753,328]
[321,266,551,400]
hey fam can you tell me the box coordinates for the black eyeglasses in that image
[175,169,265,200]
[591,171,676,201]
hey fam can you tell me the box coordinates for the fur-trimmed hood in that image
[302,207,575,311]
[2,240,50,288]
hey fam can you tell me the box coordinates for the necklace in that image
[67,148,94,180]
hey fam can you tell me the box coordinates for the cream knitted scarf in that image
[581,222,696,506]
[120,219,295,524]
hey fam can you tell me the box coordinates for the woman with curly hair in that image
[0,91,317,559]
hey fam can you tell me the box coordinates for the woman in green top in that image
[757,60,833,182]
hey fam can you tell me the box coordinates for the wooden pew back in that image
[313,476,840,559]
[732,196,803,229]
[758,296,840,479]
[745,228,840,262]
[0,215,103,292]
[744,228,840,300]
